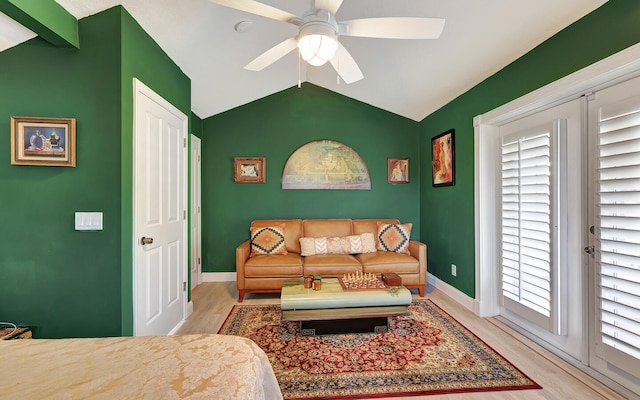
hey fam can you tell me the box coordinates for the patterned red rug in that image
[218,299,541,399]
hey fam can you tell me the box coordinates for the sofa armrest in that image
[236,240,251,290]
[408,240,427,285]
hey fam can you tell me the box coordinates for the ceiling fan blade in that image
[329,42,363,84]
[315,0,343,14]
[208,0,297,23]
[341,17,445,39]
[245,37,298,71]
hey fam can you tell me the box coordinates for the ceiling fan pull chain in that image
[298,48,302,88]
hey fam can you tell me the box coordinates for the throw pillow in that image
[359,232,377,253]
[300,237,327,256]
[377,222,412,254]
[300,233,377,256]
[250,224,287,257]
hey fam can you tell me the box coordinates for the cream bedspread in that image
[0,334,283,400]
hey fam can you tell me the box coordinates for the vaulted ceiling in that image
[1,0,607,121]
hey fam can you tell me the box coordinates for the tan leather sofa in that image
[236,219,427,302]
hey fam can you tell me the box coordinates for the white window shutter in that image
[500,122,567,335]
[595,96,640,369]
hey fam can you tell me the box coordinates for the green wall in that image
[0,10,122,338]
[419,0,640,297]
[0,6,190,338]
[202,84,421,273]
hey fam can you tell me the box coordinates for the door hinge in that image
[184,210,187,220]
[183,282,187,291]
[184,137,187,148]
[198,257,201,265]
[198,155,201,162]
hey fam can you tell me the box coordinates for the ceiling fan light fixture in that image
[298,34,337,66]
[297,21,338,67]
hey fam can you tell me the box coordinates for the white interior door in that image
[587,75,640,394]
[190,135,202,289]
[133,79,188,336]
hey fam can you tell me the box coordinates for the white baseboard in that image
[202,272,235,282]
[168,301,194,336]
[427,273,475,312]
[202,272,477,312]
[187,300,193,317]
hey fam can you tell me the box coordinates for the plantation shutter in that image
[500,122,566,335]
[595,95,640,370]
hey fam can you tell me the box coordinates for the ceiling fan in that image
[209,0,445,84]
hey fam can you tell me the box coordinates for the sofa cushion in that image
[356,251,419,274]
[299,233,377,256]
[244,253,304,277]
[250,224,287,257]
[303,254,362,276]
[303,219,353,238]
[377,222,412,254]
[251,219,302,253]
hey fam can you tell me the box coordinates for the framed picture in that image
[11,116,76,167]
[388,157,409,183]
[431,129,455,186]
[234,157,265,183]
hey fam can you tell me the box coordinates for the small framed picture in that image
[234,157,265,183]
[388,157,409,183]
[11,116,76,167]
[432,129,455,186]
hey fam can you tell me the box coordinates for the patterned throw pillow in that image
[300,237,327,256]
[300,233,377,256]
[377,222,412,254]
[250,224,287,257]
[359,232,377,254]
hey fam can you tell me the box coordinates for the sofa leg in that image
[418,286,424,297]
[238,290,245,302]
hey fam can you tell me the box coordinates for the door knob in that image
[140,236,154,245]
[584,245,595,255]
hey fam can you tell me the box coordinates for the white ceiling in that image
[1,0,607,121]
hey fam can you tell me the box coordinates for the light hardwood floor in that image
[177,282,629,400]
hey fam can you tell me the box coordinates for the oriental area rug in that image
[218,300,541,399]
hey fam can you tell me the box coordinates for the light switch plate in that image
[75,212,103,231]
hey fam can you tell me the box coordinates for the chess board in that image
[338,275,389,291]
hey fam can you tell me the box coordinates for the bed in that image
[0,334,283,399]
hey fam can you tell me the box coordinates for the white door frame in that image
[190,134,202,289]
[474,43,640,398]
[474,42,640,318]
[132,78,188,335]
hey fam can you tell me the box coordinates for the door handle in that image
[584,245,595,256]
[140,236,154,245]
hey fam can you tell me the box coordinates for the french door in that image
[587,75,640,392]
[497,98,584,360]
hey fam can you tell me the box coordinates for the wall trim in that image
[202,272,236,282]
[428,273,475,312]
[476,41,640,127]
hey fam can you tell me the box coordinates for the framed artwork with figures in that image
[11,116,76,167]
[387,157,408,183]
[431,129,455,187]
